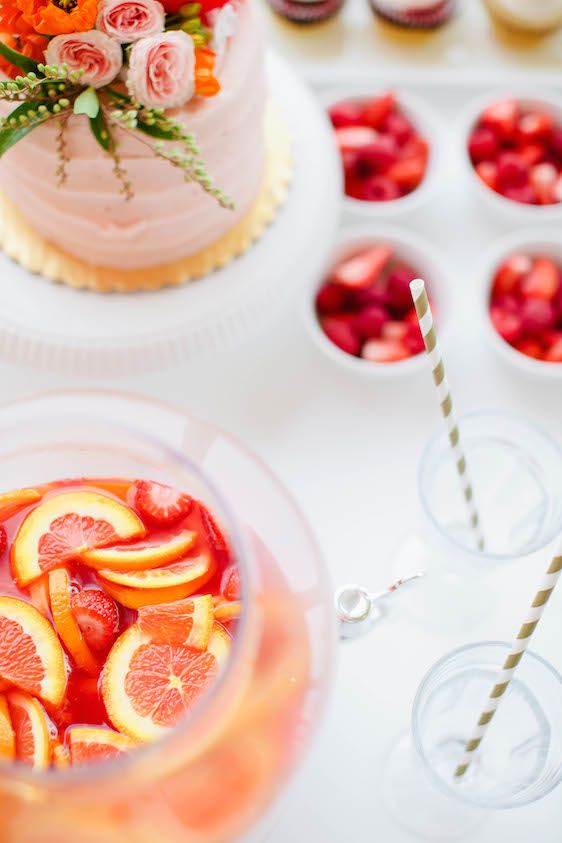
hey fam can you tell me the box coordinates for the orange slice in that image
[98,553,214,609]
[102,622,231,742]
[137,595,214,649]
[0,596,67,706]
[0,488,42,522]
[0,693,15,762]
[48,569,99,676]
[26,577,51,617]
[214,600,242,623]
[67,725,136,765]
[7,690,51,768]
[11,491,146,588]
[52,738,70,769]
[81,530,196,572]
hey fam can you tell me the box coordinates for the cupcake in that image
[267,0,345,23]
[483,0,562,33]
[370,0,456,28]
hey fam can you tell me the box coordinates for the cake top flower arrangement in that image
[0,0,235,204]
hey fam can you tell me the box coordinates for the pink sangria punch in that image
[0,391,334,843]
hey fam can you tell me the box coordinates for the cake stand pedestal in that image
[0,53,341,376]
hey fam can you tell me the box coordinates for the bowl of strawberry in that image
[483,232,562,375]
[463,93,562,218]
[325,87,440,216]
[307,225,448,374]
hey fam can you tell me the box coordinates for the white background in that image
[2,1,562,840]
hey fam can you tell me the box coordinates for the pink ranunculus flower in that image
[127,31,195,110]
[96,0,165,44]
[46,31,123,89]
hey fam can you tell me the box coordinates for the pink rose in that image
[46,32,122,89]
[96,0,165,44]
[127,31,195,110]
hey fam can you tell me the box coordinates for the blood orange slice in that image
[213,600,242,623]
[81,530,196,572]
[12,491,146,588]
[137,595,214,649]
[98,553,214,609]
[0,596,67,706]
[7,690,51,768]
[67,726,136,765]
[102,622,231,742]
[0,693,15,761]
[48,569,99,676]
[0,488,42,522]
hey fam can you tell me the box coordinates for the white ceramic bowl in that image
[321,84,443,219]
[303,222,452,377]
[478,229,562,379]
[458,89,562,224]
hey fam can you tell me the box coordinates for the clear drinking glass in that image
[0,391,335,843]
[393,412,562,630]
[383,642,562,840]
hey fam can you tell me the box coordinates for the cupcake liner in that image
[268,0,344,23]
[483,0,562,33]
[0,100,292,294]
[370,0,455,28]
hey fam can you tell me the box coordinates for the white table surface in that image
[2,3,562,840]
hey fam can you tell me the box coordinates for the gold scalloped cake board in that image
[0,101,292,293]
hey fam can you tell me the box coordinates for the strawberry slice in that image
[521,258,560,301]
[200,505,230,566]
[134,481,193,527]
[328,101,363,129]
[361,338,410,363]
[0,527,6,557]
[331,246,392,289]
[334,127,378,153]
[71,589,119,654]
[220,565,240,602]
[481,99,519,140]
[492,253,532,297]
[387,155,426,191]
[360,92,396,130]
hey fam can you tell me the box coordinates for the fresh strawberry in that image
[381,111,413,145]
[200,504,230,565]
[467,126,498,163]
[316,283,347,314]
[521,258,560,301]
[518,142,546,168]
[320,315,361,355]
[387,155,426,191]
[490,306,523,344]
[360,92,396,130]
[513,338,544,359]
[516,111,554,144]
[385,265,418,312]
[481,99,519,140]
[358,134,398,172]
[502,183,537,204]
[520,298,556,334]
[550,127,562,160]
[71,589,119,654]
[496,152,528,189]
[135,480,193,527]
[331,246,392,289]
[354,305,388,340]
[329,101,363,129]
[492,253,532,297]
[360,175,401,201]
[403,323,425,355]
[530,163,558,204]
[475,161,498,190]
[361,338,410,363]
[0,526,6,556]
[382,321,409,342]
[545,336,562,362]
[220,565,240,602]
[335,127,378,153]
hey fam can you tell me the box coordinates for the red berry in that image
[497,152,528,189]
[0,526,6,556]
[400,136,429,162]
[545,336,562,362]
[490,306,523,344]
[335,127,378,153]
[382,321,409,342]
[385,265,418,313]
[360,175,401,201]
[331,246,392,289]
[351,286,387,309]
[360,92,396,130]
[530,163,558,204]
[520,298,556,334]
[513,338,544,359]
[71,589,119,654]
[387,155,426,192]
[521,257,560,301]
[404,323,425,355]
[475,161,498,190]
[381,111,413,145]
[481,99,519,140]
[492,253,533,297]
[468,126,499,163]
[503,184,537,204]
[354,305,388,339]
[220,565,240,601]
[516,111,554,144]
[321,315,361,356]
[329,101,363,129]
[361,338,410,363]
[316,282,347,314]
[518,142,546,168]
[135,480,193,527]
[200,504,230,565]
[549,127,562,160]
[358,134,399,172]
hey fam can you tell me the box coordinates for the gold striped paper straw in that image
[454,538,562,778]
[410,279,485,552]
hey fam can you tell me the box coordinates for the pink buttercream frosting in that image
[0,0,265,271]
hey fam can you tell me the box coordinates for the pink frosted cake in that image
[0,0,268,284]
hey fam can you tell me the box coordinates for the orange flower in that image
[0,0,34,35]
[194,47,220,98]
[0,31,47,77]
[17,0,98,35]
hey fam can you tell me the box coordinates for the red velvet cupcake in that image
[267,0,345,23]
[370,0,456,28]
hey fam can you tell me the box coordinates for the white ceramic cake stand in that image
[0,53,341,376]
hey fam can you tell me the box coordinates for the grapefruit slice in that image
[7,690,51,768]
[0,596,67,706]
[81,530,196,572]
[137,595,214,649]
[102,622,231,742]
[67,726,136,765]
[98,554,214,609]
[12,491,146,588]
[26,577,51,617]
[0,693,15,761]
[52,738,70,769]
[214,600,242,623]
[48,569,99,675]
[0,488,42,522]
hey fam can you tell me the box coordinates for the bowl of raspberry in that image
[482,231,562,376]
[462,92,562,220]
[325,86,441,217]
[305,224,450,375]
